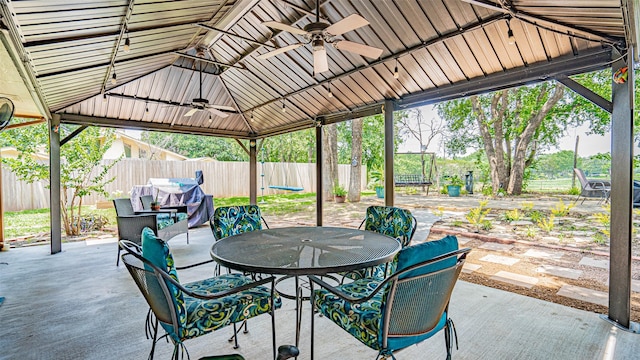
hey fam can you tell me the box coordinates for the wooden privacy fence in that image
[1,159,366,212]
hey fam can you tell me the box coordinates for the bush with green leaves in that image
[551,199,574,217]
[503,208,521,222]
[465,200,491,232]
[537,214,555,232]
[2,124,121,236]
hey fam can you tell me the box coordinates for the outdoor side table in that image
[210,226,401,355]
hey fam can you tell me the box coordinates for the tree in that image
[397,108,446,190]
[142,131,247,161]
[348,118,363,202]
[437,76,610,195]
[323,124,339,200]
[2,124,119,236]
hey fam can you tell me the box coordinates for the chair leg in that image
[444,318,458,360]
[148,316,159,360]
[116,245,121,266]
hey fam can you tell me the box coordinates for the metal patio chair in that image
[114,198,189,266]
[309,235,470,360]
[119,230,281,360]
[574,168,611,204]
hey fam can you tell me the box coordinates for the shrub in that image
[551,199,574,217]
[529,210,544,223]
[503,208,521,222]
[465,200,491,232]
[537,214,555,232]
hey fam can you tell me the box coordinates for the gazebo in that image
[0,0,638,332]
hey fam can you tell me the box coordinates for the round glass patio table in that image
[209,226,401,276]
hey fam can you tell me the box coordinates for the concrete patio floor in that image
[1,226,639,360]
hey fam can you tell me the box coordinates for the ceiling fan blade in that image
[325,14,369,36]
[206,107,229,118]
[334,40,383,59]
[262,21,308,35]
[313,48,329,75]
[257,43,304,60]
[184,108,198,117]
[209,104,236,112]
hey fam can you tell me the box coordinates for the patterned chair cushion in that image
[176,212,189,222]
[156,217,175,230]
[182,274,282,340]
[313,279,384,350]
[141,227,187,341]
[212,205,263,240]
[344,206,415,281]
[363,206,415,247]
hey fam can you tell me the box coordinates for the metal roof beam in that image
[396,48,612,109]
[243,13,506,114]
[555,75,612,113]
[196,23,275,49]
[104,93,239,115]
[37,50,176,79]
[173,51,246,69]
[58,113,250,139]
[60,125,88,146]
[461,0,622,46]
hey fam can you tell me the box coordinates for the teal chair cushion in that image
[182,274,282,340]
[141,227,187,341]
[213,205,263,239]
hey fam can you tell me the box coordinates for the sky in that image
[397,105,619,158]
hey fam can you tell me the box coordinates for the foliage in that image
[447,175,464,187]
[528,210,545,224]
[433,206,444,217]
[1,124,120,236]
[73,213,109,232]
[523,226,538,238]
[332,183,347,197]
[520,201,534,212]
[568,187,581,195]
[551,199,574,217]
[143,131,248,161]
[369,167,384,188]
[436,70,613,195]
[593,205,610,238]
[537,214,555,232]
[465,200,491,232]
[503,208,521,222]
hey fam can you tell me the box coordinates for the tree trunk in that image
[323,124,338,200]
[507,84,564,194]
[348,118,363,202]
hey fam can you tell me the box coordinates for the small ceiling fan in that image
[258,0,384,75]
[182,51,235,118]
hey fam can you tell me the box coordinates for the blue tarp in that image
[131,177,214,228]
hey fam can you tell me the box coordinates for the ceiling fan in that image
[182,53,235,119]
[258,0,384,75]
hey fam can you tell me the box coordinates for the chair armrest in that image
[163,272,276,301]
[176,259,216,270]
[308,275,382,304]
